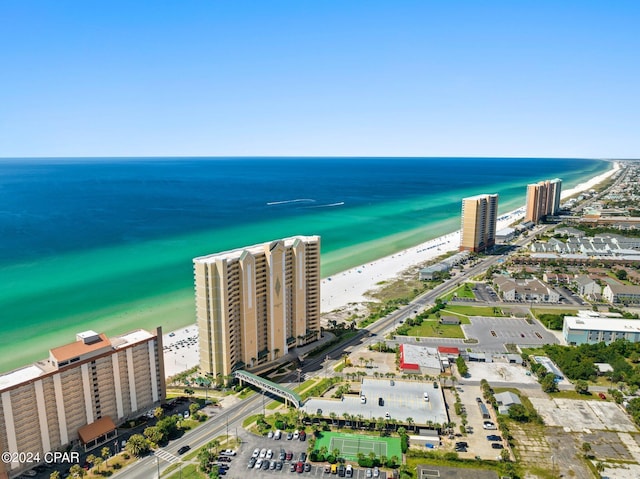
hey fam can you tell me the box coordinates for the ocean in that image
[0,157,610,372]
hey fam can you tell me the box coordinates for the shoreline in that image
[163,162,619,378]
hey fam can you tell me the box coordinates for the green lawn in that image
[443,284,476,301]
[441,305,505,317]
[531,308,578,318]
[404,321,465,339]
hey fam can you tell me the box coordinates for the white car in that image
[293,430,299,440]
[266,449,273,459]
[221,448,236,456]
[259,448,267,458]
[252,448,260,458]
[255,459,263,469]
[483,421,497,430]
[373,467,379,478]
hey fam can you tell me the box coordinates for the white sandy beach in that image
[162,162,619,378]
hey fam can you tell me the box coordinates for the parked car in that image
[266,449,273,459]
[299,431,307,441]
[486,435,502,442]
[291,463,297,472]
[491,443,504,449]
[268,431,274,439]
[221,449,236,456]
[274,429,282,439]
[296,461,304,473]
[287,432,294,440]
[177,445,191,455]
[259,448,267,458]
[293,430,300,440]
[270,460,277,470]
[373,467,379,477]
[248,458,257,468]
[483,421,497,430]
[252,448,260,458]
[254,459,263,469]
[324,464,332,474]
[338,464,345,477]
[262,460,270,470]
[345,465,353,477]
[366,469,373,478]
[599,392,607,400]
[305,463,312,472]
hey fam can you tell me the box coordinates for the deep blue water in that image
[0,157,609,266]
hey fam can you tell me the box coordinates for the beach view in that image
[1,2,639,479]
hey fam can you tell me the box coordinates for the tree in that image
[144,425,164,444]
[93,457,103,471]
[540,373,558,393]
[86,454,96,470]
[575,379,590,395]
[154,406,164,420]
[184,387,195,397]
[101,446,111,467]
[125,434,150,457]
[582,441,593,458]
[69,465,85,477]
[49,472,61,479]
[616,269,628,281]
[507,404,529,422]
[189,402,200,417]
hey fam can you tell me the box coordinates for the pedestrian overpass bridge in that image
[233,370,303,408]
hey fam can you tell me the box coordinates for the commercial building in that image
[194,235,321,378]
[0,329,164,478]
[459,194,499,253]
[564,315,640,345]
[525,178,562,224]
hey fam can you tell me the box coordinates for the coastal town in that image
[4,159,640,479]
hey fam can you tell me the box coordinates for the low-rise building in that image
[494,277,560,303]
[603,281,640,304]
[574,275,601,297]
[563,313,640,345]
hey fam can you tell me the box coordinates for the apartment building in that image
[564,314,640,345]
[460,194,499,253]
[194,235,321,378]
[0,328,164,478]
[525,178,562,223]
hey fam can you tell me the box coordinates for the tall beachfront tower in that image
[460,194,499,253]
[525,178,562,223]
[0,328,164,478]
[194,235,321,378]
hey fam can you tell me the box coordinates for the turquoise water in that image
[0,157,610,371]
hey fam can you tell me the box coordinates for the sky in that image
[1,1,639,158]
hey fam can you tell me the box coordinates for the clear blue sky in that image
[1,1,639,158]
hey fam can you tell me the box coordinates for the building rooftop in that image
[565,317,640,333]
[50,333,112,363]
[194,235,320,264]
[0,365,43,391]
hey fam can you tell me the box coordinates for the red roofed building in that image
[399,344,420,370]
[437,346,460,357]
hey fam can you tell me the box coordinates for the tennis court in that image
[314,432,402,461]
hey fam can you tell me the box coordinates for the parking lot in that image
[228,432,387,479]
[463,316,559,351]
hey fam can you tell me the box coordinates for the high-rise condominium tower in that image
[194,235,321,378]
[525,178,562,224]
[460,194,499,253]
[0,328,164,478]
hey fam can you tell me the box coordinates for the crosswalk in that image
[154,449,180,464]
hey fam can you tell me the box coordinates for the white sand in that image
[162,161,619,378]
[162,325,200,378]
[320,161,619,312]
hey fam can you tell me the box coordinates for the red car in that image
[599,393,607,400]
[296,462,304,473]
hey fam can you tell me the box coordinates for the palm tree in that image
[320,446,328,459]
[330,412,338,427]
[406,417,414,432]
[101,446,111,467]
[49,472,61,479]
[69,465,85,477]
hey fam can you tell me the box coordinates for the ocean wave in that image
[304,202,345,209]
[266,198,316,205]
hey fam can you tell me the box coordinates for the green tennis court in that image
[314,432,402,461]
